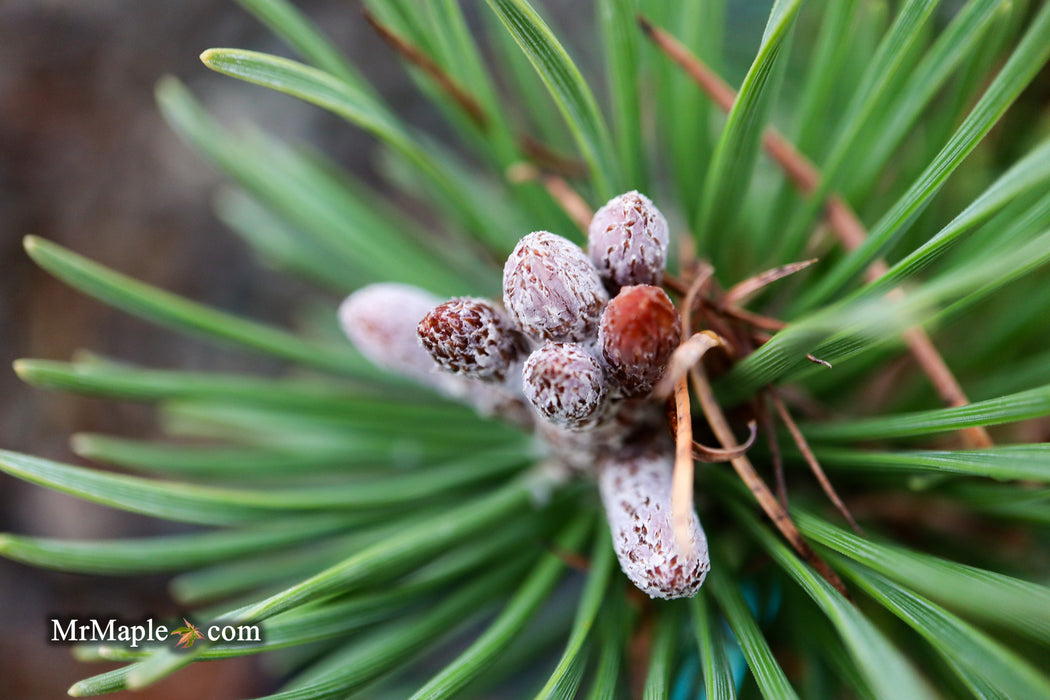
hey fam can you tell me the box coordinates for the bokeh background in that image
[0,2,429,696]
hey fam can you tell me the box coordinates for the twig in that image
[719,305,788,332]
[680,261,714,335]
[628,605,654,699]
[661,273,690,296]
[760,393,788,508]
[506,163,593,232]
[670,266,723,559]
[671,375,696,555]
[539,539,591,572]
[666,403,758,462]
[900,321,992,448]
[695,301,745,357]
[679,261,746,356]
[363,10,489,130]
[806,354,833,369]
[770,392,864,535]
[723,258,818,307]
[636,15,734,112]
[639,14,993,450]
[690,365,850,598]
[654,331,723,400]
[519,135,588,177]
[695,421,757,462]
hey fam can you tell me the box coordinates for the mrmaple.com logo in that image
[49,616,261,649]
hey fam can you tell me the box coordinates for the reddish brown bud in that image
[599,447,709,599]
[588,191,669,288]
[599,285,682,397]
[417,297,521,380]
[503,231,608,342]
[522,342,606,429]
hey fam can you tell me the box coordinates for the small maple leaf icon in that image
[170,618,204,649]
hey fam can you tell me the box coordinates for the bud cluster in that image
[338,191,708,598]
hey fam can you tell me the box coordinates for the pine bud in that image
[588,191,670,288]
[599,447,709,599]
[417,297,521,380]
[503,231,608,342]
[522,342,606,429]
[339,283,442,379]
[599,285,681,397]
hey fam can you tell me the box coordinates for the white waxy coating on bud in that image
[417,297,521,380]
[599,448,709,599]
[503,231,608,342]
[339,283,443,380]
[589,191,670,288]
[522,342,606,429]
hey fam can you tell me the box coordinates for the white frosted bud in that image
[599,448,709,599]
[417,297,522,380]
[589,191,670,288]
[522,342,606,429]
[503,231,608,342]
[599,285,682,397]
[339,283,442,380]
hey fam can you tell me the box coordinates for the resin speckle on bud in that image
[417,297,521,380]
[503,231,608,342]
[339,283,443,379]
[589,191,669,288]
[599,447,709,599]
[522,342,606,429]
[599,285,682,397]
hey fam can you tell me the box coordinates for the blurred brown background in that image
[0,2,423,696]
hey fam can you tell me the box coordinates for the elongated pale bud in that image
[417,297,522,380]
[340,284,533,427]
[599,285,682,397]
[339,283,442,380]
[503,231,608,342]
[599,447,709,599]
[589,191,669,288]
[522,342,606,429]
